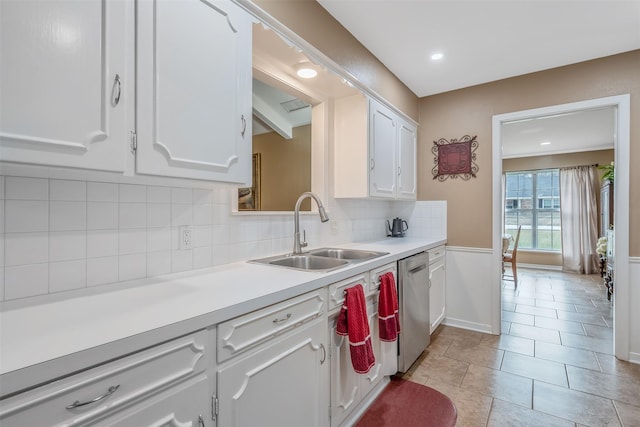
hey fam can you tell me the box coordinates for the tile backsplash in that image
[0,175,446,301]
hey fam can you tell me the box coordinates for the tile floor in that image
[402,268,640,426]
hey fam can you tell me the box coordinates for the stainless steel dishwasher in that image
[397,251,430,372]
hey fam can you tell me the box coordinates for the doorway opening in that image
[492,94,631,360]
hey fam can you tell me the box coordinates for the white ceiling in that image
[315,0,637,158]
[501,107,615,158]
[316,0,640,97]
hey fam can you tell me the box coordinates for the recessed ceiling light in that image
[430,53,444,61]
[296,63,317,79]
[296,68,317,78]
[540,141,551,146]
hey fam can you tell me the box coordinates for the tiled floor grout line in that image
[403,269,638,426]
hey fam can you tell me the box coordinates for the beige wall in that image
[419,50,640,256]
[253,0,419,121]
[503,149,614,266]
[253,125,312,211]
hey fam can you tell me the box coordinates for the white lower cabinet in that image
[96,375,211,427]
[0,330,213,427]
[216,319,328,427]
[429,245,447,333]
[329,299,384,427]
[329,265,397,427]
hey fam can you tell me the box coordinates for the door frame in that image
[491,94,631,360]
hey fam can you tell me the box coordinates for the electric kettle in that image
[387,217,409,237]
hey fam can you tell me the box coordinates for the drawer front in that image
[218,289,325,362]
[328,274,368,312]
[94,374,210,427]
[0,330,209,427]
[369,262,397,294]
[428,245,446,264]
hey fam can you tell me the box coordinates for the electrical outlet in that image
[180,226,193,250]
[330,220,339,235]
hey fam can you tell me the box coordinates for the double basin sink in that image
[249,248,389,272]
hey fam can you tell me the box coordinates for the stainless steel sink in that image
[269,255,349,271]
[249,248,388,272]
[309,248,389,262]
[249,253,349,272]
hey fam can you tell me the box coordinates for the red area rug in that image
[355,377,457,427]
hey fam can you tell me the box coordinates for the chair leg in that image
[512,263,518,287]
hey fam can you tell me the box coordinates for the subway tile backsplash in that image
[0,175,447,301]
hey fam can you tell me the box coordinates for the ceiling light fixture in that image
[540,141,551,146]
[430,53,444,61]
[295,62,318,79]
[297,68,317,78]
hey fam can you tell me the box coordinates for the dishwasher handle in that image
[408,264,427,274]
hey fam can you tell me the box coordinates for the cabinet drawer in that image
[0,330,209,427]
[428,245,446,264]
[328,274,369,312]
[369,262,397,294]
[218,289,325,362]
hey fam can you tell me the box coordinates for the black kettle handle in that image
[402,220,408,231]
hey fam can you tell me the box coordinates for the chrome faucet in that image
[293,192,330,254]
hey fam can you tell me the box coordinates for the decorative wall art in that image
[432,135,479,181]
[238,153,261,210]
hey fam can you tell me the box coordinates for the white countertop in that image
[0,237,445,395]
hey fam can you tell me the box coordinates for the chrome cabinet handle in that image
[320,343,326,364]
[272,313,292,324]
[370,158,375,170]
[112,74,121,106]
[240,114,247,137]
[66,385,120,409]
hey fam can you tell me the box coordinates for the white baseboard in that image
[442,317,493,334]
[629,352,640,365]
[518,263,563,271]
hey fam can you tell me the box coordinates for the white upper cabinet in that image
[334,94,417,200]
[397,117,418,200]
[136,0,252,185]
[0,0,132,172]
[369,99,397,198]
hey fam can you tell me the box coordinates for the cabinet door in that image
[368,99,397,198]
[217,320,328,427]
[362,300,384,394]
[397,119,417,200]
[0,0,131,172]
[330,316,361,427]
[136,0,252,184]
[429,259,446,333]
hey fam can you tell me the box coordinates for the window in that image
[505,169,561,251]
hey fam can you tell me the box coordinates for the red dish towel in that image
[378,272,400,342]
[336,284,376,374]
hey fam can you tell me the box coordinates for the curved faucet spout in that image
[293,192,329,254]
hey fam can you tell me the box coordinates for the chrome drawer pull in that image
[66,385,120,409]
[320,343,326,364]
[272,313,292,324]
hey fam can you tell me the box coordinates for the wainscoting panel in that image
[443,246,494,335]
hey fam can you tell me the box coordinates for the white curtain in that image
[560,165,599,274]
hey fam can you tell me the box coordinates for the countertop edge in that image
[0,238,446,397]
